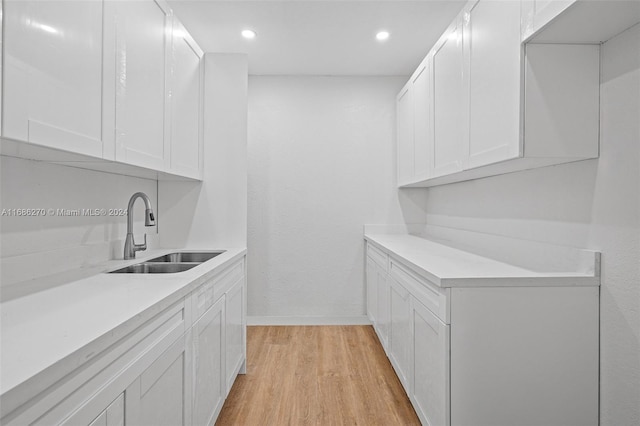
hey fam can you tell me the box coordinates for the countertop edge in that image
[364,234,600,288]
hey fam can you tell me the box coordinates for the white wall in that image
[0,156,158,284]
[159,53,248,249]
[422,25,639,425]
[247,76,427,321]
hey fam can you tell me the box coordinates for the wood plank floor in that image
[216,326,420,425]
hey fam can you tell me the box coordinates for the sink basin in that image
[146,251,225,263]
[110,263,199,274]
[108,251,225,274]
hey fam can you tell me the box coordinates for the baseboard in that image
[247,316,372,326]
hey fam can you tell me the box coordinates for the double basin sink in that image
[110,251,225,274]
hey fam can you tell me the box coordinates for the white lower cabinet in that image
[126,335,191,426]
[192,297,225,426]
[411,298,449,426]
[389,277,411,389]
[375,271,390,350]
[450,286,598,426]
[365,240,599,426]
[366,244,391,350]
[88,394,125,426]
[374,263,390,351]
[365,258,378,323]
[225,278,245,393]
[2,256,246,426]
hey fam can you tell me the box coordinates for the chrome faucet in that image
[124,192,156,259]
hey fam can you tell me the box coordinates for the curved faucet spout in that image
[124,192,156,260]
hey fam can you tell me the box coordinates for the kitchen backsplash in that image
[0,156,159,286]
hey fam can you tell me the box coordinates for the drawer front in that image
[193,258,245,322]
[193,278,215,322]
[367,242,389,271]
[390,259,449,324]
[212,259,245,304]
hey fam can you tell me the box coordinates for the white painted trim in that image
[247,316,372,326]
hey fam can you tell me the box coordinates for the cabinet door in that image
[396,85,414,186]
[59,392,125,426]
[411,299,450,426]
[192,297,226,426]
[125,335,191,426]
[225,279,245,394]
[375,267,390,351]
[432,17,466,178]
[412,58,432,181]
[467,0,521,169]
[104,0,171,169]
[389,278,412,390]
[87,394,125,426]
[3,0,103,157]
[169,21,203,179]
[366,257,378,324]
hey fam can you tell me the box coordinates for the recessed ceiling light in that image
[376,31,390,41]
[242,29,257,39]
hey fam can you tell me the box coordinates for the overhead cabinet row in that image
[397,0,639,188]
[1,0,204,180]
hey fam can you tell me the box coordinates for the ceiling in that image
[168,0,466,76]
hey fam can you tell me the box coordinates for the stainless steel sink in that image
[110,263,199,274]
[109,251,226,274]
[146,251,225,263]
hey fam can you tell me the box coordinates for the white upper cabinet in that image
[2,0,104,157]
[397,55,432,186]
[2,0,204,181]
[431,16,466,178]
[103,0,172,170]
[396,0,610,188]
[169,21,204,179]
[467,0,521,169]
[396,85,414,186]
[412,58,431,182]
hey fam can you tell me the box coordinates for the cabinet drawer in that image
[367,243,389,271]
[390,260,449,324]
[192,259,245,321]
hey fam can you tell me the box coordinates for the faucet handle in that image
[134,234,148,252]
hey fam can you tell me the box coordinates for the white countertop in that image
[0,247,246,401]
[365,233,599,287]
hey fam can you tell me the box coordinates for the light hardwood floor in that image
[216,325,420,425]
